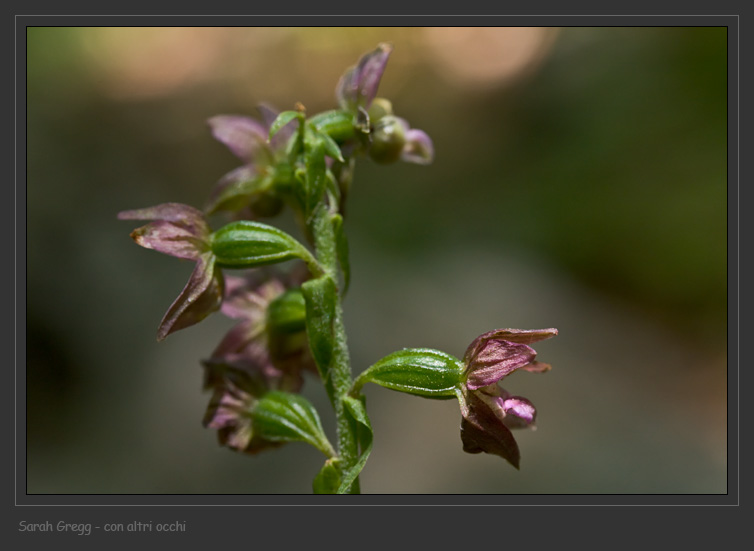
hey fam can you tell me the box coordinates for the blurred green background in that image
[25,27,727,494]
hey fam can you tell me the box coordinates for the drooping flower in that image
[210,269,316,392]
[336,43,434,165]
[203,352,336,458]
[351,327,557,469]
[202,355,283,454]
[205,104,298,214]
[117,203,224,341]
[458,328,557,468]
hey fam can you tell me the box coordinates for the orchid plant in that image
[119,43,557,494]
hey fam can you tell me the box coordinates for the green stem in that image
[310,205,360,494]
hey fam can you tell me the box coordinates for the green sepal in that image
[332,213,350,294]
[211,220,310,269]
[269,110,303,141]
[313,458,342,494]
[353,349,465,398]
[252,391,335,458]
[267,288,306,335]
[301,275,338,380]
[338,395,373,494]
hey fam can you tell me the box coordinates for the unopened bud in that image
[368,115,406,164]
[367,97,393,124]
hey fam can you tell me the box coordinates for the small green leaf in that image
[269,110,302,141]
[319,132,344,163]
[338,395,373,494]
[313,458,342,494]
[253,391,335,457]
[211,220,309,269]
[302,275,338,380]
[353,349,465,398]
[332,213,350,293]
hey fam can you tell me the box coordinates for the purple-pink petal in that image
[118,203,209,235]
[203,382,255,452]
[211,320,258,358]
[401,128,434,165]
[465,340,537,390]
[256,103,279,129]
[521,361,552,373]
[460,390,521,468]
[336,43,392,109]
[201,356,285,454]
[205,165,258,211]
[256,103,298,150]
[129,220,207,260]
[156,254,224,341]
[463,328,558,364]
[220,276,285,321]
[208,115,268,163]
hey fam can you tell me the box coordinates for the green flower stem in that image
[310,205,360,494]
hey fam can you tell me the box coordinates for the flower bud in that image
[367,97,393,124]
[368,115,407,164]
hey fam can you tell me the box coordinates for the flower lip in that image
[460,388,522,468]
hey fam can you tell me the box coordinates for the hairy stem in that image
[311,205,360,493]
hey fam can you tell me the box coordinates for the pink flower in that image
[202,355,283,455]
[118,203,224,341]
[209,270,316,393]
[205,104,297,214]
[458,328,557,468]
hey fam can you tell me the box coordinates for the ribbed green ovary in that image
[364,349,464,398]
[211,221,300,268]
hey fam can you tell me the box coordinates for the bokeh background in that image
[25,26,728,494]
